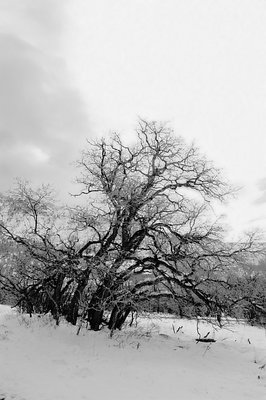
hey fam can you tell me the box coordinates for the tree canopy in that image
[0,120,264,330]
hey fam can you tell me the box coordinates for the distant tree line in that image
[0,120,265,330]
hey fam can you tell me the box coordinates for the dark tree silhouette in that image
[0,121,263,330]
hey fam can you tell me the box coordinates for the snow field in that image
[0,306,266,400]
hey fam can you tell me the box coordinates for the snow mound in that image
[0,306,266,400]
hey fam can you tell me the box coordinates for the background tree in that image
[0,181,83,324]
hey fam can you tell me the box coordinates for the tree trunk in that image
[87,308,104,331]
[86,278,114,330]
[108,304,131,331]
[65,281,86,325]
[50,273,66,324]
[108,304,119,331]
[65,296,80,325]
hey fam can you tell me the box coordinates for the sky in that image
[0,0,266,239]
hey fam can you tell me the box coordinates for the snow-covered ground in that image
[0,305,266,400]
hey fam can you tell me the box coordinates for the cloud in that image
[15,144,50,164]
[257,177,266,191]
[0,1,89,197]
[23,0,66,35]
[248,214,266,224]
[0,0,66,43]
[253,178,266,204]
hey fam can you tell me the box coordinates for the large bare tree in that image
[0,120,262,330]
[71,120,260,330]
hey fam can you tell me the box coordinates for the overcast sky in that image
[1,0,266,239]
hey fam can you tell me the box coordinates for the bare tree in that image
[72,120,260,330]
[0,180,82,324]
[0,121,263,331]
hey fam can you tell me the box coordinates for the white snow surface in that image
[0,305,266,400]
